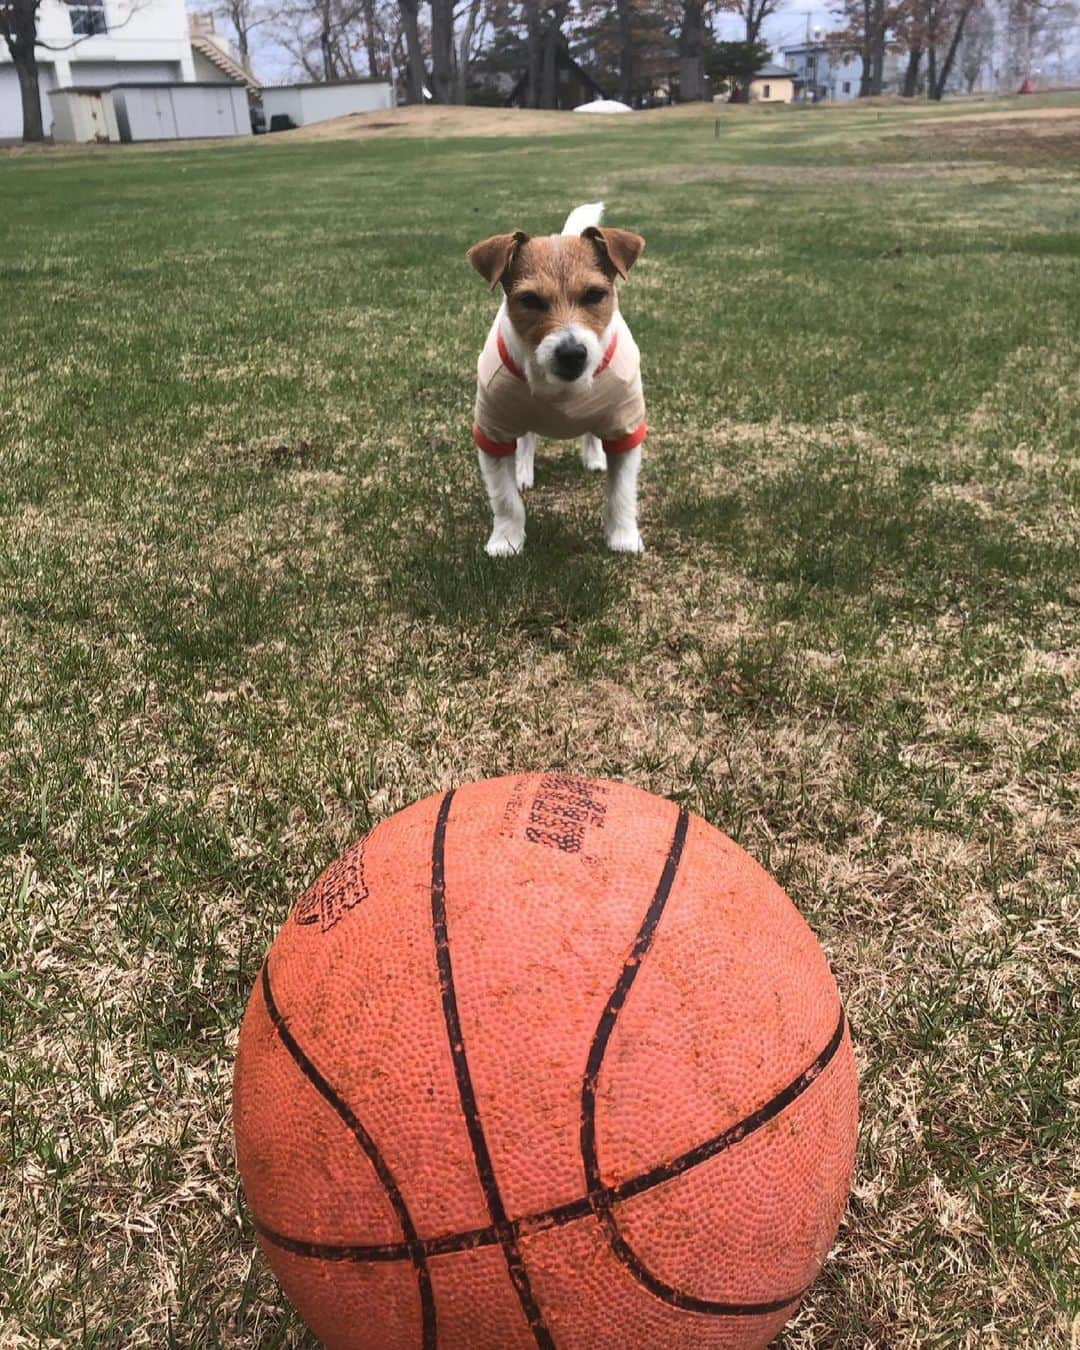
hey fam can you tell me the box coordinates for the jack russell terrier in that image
[467,203,647,557]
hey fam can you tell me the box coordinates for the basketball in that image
[233,774,858,1349]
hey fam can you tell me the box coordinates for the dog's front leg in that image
[478,449,526,556]
[603,446,644,553]
[516,432,537,491]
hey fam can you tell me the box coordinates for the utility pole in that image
[793,9,815,44]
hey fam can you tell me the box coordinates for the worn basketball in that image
[233,775,857,1350]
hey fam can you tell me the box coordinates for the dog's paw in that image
[606,527,644,554]
[516,462,534,491]
[581,434,605,472]
[485,528,525,557]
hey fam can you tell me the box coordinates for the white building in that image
[260,79,393,130]
[0,1,253,140]
[781,42,903,101]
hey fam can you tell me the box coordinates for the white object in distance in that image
[573,98,632,114]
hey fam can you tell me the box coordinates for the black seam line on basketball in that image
[581,806,813,1318]
[254,1005,847,1316]
[258,962,438,1350]
[582,1007,849,1316]
[430,789,556,1350]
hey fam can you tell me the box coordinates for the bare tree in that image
[523,0,542,106]
[833,0,890,94]
[274,0,377,79]
[957,0,993,88]
[616,0,635,102]
[929,0,979,93]
[513,0,568,109]
[361,0,383,76]
[398,0,426,99]
[1002,0,1077,87]
[429,0,453,98]
[214,0,273,67]
[678,0,707,99]
[455,0,487,102]
[719,0,783,44]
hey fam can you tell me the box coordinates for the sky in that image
[244,2,843,88]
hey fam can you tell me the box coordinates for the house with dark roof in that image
[747,62,797,104]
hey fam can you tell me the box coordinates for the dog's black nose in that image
[553,338,588,381]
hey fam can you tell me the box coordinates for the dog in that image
[467,203,647,557]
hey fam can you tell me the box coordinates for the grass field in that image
[2,96,1078,1348]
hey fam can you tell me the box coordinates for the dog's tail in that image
[561,202,604,235]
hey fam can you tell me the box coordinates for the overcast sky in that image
[246,2,842,86]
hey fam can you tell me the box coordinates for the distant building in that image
[781,42,902,101]
[0,2,255,140]
[260,79,393,131]
[747,63,797,104]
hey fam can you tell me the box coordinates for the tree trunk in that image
[454,0,482,104]
[902,47,922,96]
[234,20,250,68]
[362,0,381,79]
[15,54,44,142]
[2,0,45,143]
[857,0,872,94]
[398,0,425,102]
[524,0,542,108]
[429,0,453,102]
[932,0,976,98]
[540,21,558,108]
[617,0,634,105]
[319,0,339,81]
[927,42,937,94]
[678,0,706,102]
[870,0,886,93]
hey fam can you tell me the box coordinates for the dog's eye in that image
[516,292,548,311]
[582,287,609,305]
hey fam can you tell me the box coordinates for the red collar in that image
[593,329,619,376]
[497,329,618,382]
[496,329,526,381]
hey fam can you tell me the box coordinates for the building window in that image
[68,0,107,36]
[763,83,771,98]
[806,56,816,75]
[843,80,851,93]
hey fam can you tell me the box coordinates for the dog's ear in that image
[467,231,530,290]
[582,226,645,280]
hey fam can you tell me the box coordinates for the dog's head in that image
[467,225,644,385]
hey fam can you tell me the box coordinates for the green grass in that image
[1,98,1078,1347]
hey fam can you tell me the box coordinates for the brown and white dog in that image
[467,204,647,556]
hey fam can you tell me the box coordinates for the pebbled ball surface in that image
[233,774,858,1350]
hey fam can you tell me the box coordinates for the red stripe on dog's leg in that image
[474,426,518,458]
[602,423,647,455]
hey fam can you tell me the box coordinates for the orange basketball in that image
[233,775,857,1349]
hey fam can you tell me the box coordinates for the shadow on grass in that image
[664,454,1075,626]
[386,507,631,643]
[134,563,302,679]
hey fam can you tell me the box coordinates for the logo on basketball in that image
[293,836,370,932]
[524,774,608,853]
